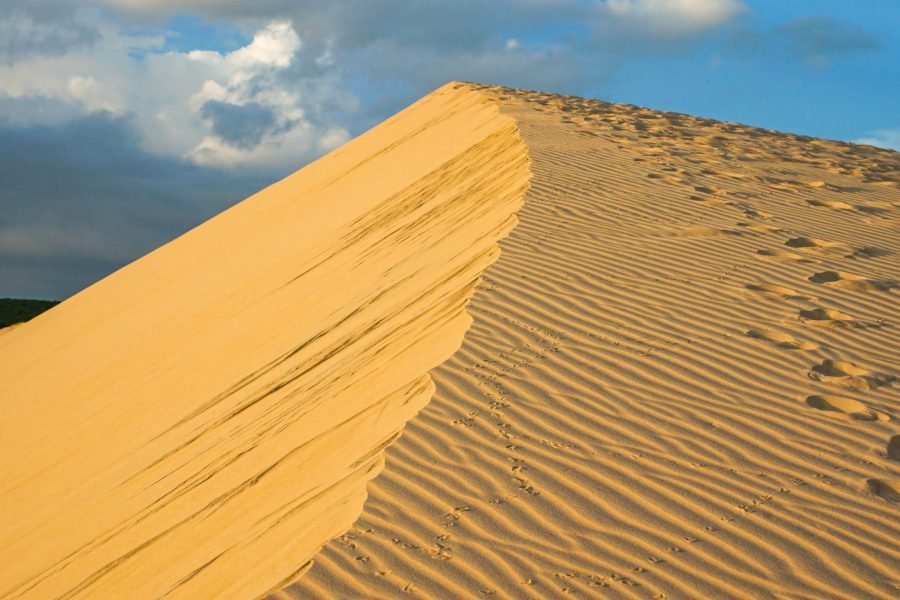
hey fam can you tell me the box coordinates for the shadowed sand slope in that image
[0,84,530,599]
[286,86,900,599]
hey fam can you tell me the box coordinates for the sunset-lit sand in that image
[2,83,899,599]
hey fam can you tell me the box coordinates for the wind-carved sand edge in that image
[288,84,900,599]
[255,83,535,598]
[0,83,532,600]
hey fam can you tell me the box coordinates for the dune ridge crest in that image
[0,83,530,599]
[288,85,900,599]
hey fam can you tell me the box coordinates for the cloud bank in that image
[0,112,270,299]
[0,17,349,171]
[600,0,746,37]
[0,0,893,299]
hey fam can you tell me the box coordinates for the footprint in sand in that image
[785,237,854,257]
[746,328,817,350]
[888,435,900,461]
[799,307,886,330]
[688,194,728,205]
[852,246,892,259]
[745,283,815,302]
[730,191,761,201]
[767,182,799,193]
[744,209,772,220]
[804,395,889,421]
[756,249,815,263]
[736,222,781,234]
[693,185,726,196]
[808,271,898,291]
[854,200,894,215]
[737,205,772,220]
[659,225,741,238]
[798,307,852,324]
[807,198,854,210]
[646,172,683,184]
[787,237,890,260]
[808,359,895,391]
[866,479,900,503]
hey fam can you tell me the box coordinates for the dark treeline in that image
[0,298,59,329]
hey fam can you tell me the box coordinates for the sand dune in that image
[0,85,528,598]
[2,82,899,599]
[285,85,900,599]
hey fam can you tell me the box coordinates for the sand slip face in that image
[0,85,529,599]
[287,86,900,599]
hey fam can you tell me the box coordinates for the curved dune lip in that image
[289,83,900,600]
[0,81,533,600]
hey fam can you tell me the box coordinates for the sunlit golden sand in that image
[1,83,898,599]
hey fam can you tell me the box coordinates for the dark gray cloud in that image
[97,0,585,48]
[93,0,602,97]
[0,95,86,125]
[286,0,585,51]
[779,16,880,66]
[200,100,284,149]
[116,0,742,129]
[0,0,752,301]
[0,3,100,64]
[0,110,273,299]
[12,0,886,303]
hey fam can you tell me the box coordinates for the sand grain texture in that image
[286,86,900,599]
[2,82,899,600]
[0,84,529,599]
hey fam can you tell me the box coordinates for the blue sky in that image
[0,0,897,299]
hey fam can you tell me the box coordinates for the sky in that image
[1,0,897,299]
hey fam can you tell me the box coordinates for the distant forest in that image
[0,298,59,329]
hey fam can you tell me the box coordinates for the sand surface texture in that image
[284,85,900,599]
[1,83,898,600]
[0,85,529,599]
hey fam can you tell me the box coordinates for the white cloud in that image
[854,128,900,151]
[600,0,746,36]
[228,21,299,67]
[189,124,348,169]
[0,18,351,171]
[66,75,120,112]
[179,21,322,166]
